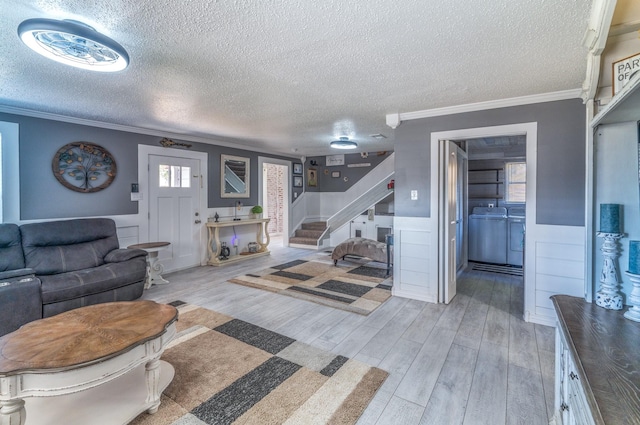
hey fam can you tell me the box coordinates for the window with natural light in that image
[159,165,191,188]
[505,162,526,203]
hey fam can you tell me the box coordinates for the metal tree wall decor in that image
[52,142,117,193]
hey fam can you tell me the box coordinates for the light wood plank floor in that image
[142,245,555,425]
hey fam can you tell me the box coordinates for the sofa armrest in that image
[105,248,148,263]
[0,277,42,336]
[0,268,36,281]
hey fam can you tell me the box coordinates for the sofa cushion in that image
[0,223,25,271]
[39,256,147,304]
[42,282,144,318]
[20,218,120,275]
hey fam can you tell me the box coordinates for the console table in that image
[0,300,177,425]
[206,218,270,266]
[551,295,640,425]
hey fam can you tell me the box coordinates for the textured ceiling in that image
[0,0,593,156]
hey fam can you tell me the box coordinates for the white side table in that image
[128,242,171,289]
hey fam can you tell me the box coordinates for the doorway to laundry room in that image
[436,127,531,314]
[464,135,527,277]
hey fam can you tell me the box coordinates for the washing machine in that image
[468,207,508,264]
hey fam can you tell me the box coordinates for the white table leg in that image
[0,398,25,425]
[147,251,169,287]
[145,358,161,414]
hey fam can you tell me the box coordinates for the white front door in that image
[149,155,202,271]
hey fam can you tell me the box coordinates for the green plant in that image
[251,205,263,214]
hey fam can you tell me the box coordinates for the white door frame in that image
[138,145,208,266]
[431,122,537,320]
[257,156,291,246]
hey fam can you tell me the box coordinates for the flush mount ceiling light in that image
[18,18,129,72]
[330,136,358,150]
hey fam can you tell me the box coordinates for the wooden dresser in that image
[551,295,640,425]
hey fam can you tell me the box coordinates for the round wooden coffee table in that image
[128,242,171,289]
[0,301,178,425]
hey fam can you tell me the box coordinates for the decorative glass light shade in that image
[18,18,129,72]
[330,136,358,149]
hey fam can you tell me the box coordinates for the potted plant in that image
[250,205,263,219]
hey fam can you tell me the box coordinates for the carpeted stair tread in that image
[294,229,325,238]
[289,237,319,245]
[301,221,327,230]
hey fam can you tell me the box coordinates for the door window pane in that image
[159,165,191,188]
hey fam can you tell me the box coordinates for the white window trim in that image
[0,121,19,223]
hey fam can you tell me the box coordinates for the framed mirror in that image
[221,154,250,198]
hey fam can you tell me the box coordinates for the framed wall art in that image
[293,163,303,174]
[307,169,318,187]
[52,142,117,193]
[293,176,303,187]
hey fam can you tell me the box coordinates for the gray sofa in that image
[0,218,148,336]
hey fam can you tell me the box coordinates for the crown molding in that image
[0,104,299,158]
[387,89,582,127]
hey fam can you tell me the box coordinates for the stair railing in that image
[326,175,394,235]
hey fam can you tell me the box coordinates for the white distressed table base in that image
[17,360,174,425]
[0,323,175,425]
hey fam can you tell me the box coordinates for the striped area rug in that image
[130,301,387,425]
[228,254,392,315]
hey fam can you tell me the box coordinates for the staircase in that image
[289,221,327,247]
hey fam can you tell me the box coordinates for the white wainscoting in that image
[392,216,438,303]
[525,224,586,326]
[111,215,142,248]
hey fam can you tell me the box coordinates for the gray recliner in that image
[0,218,148,336]
[0,223,42,336]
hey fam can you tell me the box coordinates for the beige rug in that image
[131,302,388,425]
[228,254,392,315]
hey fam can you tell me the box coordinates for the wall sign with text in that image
[325,154,345,166]
[613,52,640,96]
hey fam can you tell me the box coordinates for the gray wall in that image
[304,151,392,192]
[394,98,586,226]
[0,113,293,220]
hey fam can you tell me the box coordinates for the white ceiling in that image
[0,1,593,156]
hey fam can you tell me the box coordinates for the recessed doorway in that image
[258,157,291,247]
[431,122,537,322]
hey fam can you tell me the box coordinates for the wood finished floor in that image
[142,245,555,425]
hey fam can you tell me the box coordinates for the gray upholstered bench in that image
[331,237,392,274]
